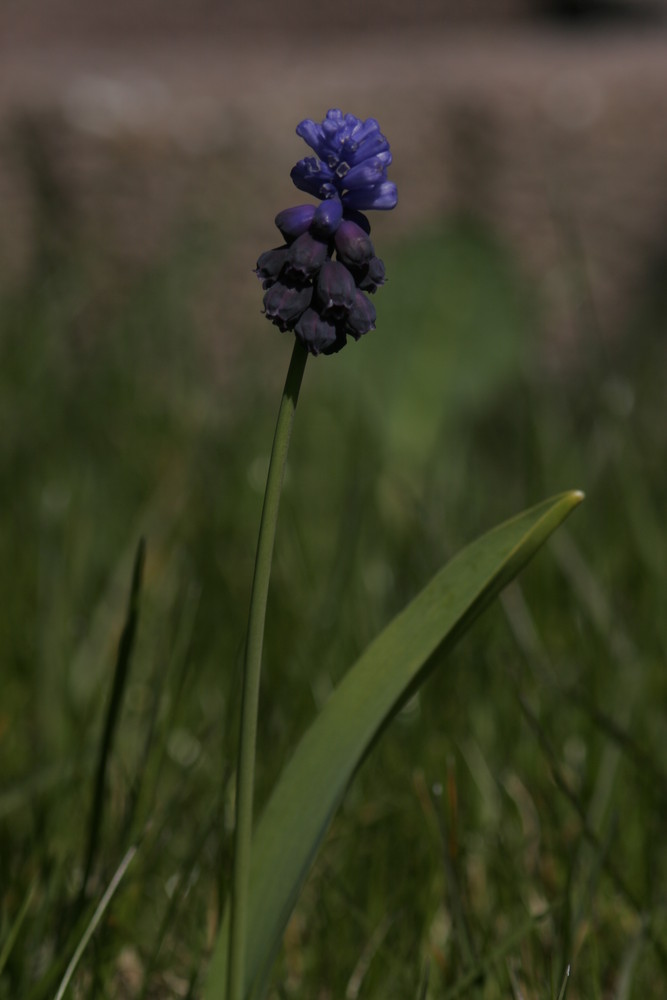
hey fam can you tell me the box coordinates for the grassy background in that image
[0,188,666,1000]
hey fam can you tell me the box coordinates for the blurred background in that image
[1,4,667,999]
[2,0,667,355]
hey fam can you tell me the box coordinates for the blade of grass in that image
[53,845,137,1000]
[432,768,481,990]
[79,537,145,900]
[564,691,667,807]
[205,490,584,1000]
[344,912,394,1000]
[0,762,81,821]
[121,581,202,850]
[519,695,667,973]
[551,530,642,835]
[129,581,203,844]
[556,964,571,1000]
[440,905,559,1000]
[615,925,646,1000]
[0,879,36,976]
[416,963,430,1000]
[139,816,216,1000]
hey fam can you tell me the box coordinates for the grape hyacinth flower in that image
[255,109,397,356]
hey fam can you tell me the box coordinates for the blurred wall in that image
[1,0,665,41]
[1,6,667,363]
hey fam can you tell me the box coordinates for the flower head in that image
[290,109,398,212]
[256,110,396,356]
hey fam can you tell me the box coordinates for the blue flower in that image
[290,110,398,212]
[255,110,396,356]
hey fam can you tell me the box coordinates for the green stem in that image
[227,338,308,1000]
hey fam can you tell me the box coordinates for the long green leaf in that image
[205,490,584,1000]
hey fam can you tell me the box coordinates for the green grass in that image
[0,203,666,999]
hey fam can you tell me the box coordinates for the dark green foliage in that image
[1,210,665,998]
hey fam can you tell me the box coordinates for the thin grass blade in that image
[53,845,137,1000]
[0,880,36,976]
[79,537,145,898]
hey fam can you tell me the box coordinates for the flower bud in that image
[317,260,356,315]
[356,256,386,293]
[343,180,398,212]
[346,289,376,339]
[294,307,338,356]
[286,232,329,278]
[290,157,337,201]
[343,208,371,234]
[310,197,343,238]
[334,220,374,268]
[263,279,313,331]
[338,156,386,191]
[255,246,289,287]
[275,205,316,243]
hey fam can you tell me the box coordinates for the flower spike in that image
[256,109,396,355]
